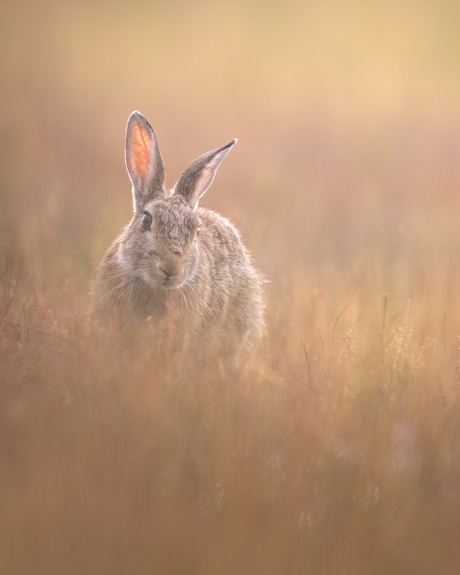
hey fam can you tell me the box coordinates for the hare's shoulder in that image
[198,208,242,243]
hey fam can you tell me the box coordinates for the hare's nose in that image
[160,265,176,279]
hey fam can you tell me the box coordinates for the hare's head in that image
[116,111,236,289]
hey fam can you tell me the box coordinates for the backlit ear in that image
[173,139,237,208]
[125,111,165,211]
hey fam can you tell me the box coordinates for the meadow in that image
[2,0,460,573]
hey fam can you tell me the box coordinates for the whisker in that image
[182,278,214,319]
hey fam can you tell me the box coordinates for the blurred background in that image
[3,0,460,295]
[2,1,460,573]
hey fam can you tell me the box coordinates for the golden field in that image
[2,0,460,573]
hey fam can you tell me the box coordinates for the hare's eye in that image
[196,226,200,236]
[141,212,152,230]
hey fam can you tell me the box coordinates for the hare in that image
[92,111,265,353]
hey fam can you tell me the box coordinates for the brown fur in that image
[92,111,265,353]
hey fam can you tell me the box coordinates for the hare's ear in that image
[125,111,165,211]
[173,139,237,208]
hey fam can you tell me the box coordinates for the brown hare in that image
[92,111,265,353]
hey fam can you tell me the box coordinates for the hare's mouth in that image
[162,277,183,289]
[157,271,184,290]
[138,268,183,289]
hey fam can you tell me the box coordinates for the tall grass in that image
[2,0,460,573]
